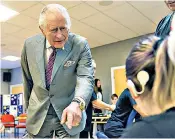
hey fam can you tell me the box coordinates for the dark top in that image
[121,107,175,138]
[83,91,97,131]
[104,89,136,138]
[155,12,175,38]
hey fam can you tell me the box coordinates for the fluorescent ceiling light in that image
[0,4,19,22]
[2,56,20,61]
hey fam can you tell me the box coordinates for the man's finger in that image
[72,109,81,126]
[61,109,67,124]
[66,112,73,129]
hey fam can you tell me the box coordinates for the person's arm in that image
[21,40,33,110]
[73,37,94,106]
[92,100,115,111]
[155,13,173,38]
[61,36,94,129]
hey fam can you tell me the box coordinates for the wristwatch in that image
[72,98,85,111]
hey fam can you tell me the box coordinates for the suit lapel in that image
[51,33,74,82]
[35,34,46,87]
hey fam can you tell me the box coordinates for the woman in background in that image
[93,79,104,133]
[94,79,103,114]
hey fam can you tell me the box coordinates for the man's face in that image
[40,11,69,48]
[165,0,175,11]
[111,97,118,105]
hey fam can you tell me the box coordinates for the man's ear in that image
[39,26,45,36]
[127,80,139,99]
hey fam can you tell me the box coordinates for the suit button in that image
[50,94,54,98]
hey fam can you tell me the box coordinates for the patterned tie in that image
[45,46,56,90]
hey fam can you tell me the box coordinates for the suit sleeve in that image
[74,40,94,106]
[21,41,33,110]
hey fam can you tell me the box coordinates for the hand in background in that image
[61,102,82,129]
[110,105,116,111]
[0,122,4,133]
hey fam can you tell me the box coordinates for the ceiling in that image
[0,1,170,69]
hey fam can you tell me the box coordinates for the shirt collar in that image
[46,40,64,50]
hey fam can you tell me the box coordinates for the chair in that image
[126,109,137,127]
[96,131,109,139]
[15,113,27,138]
[1,114,16,137]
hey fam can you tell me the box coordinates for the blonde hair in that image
[153,38,175,110]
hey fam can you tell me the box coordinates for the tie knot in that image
[51,46,56,51]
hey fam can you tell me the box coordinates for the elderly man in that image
[155,0,175,38]
[21,4,94,138]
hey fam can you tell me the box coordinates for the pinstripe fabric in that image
[45,46,56,90]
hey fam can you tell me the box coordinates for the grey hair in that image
[39,4,71,30]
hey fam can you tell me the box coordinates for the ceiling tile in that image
[81,12,137,40]
[11,29,38,40]
[70,18,118,46]
[1,22,22,34]
[1,1,39,12]
[21,3,45,19]
[128,1,171,24]
[1,35,23,46]
[41,1,82,9]
[85,1,125,11]
[4,44,23,53]
[25,21,41,34]
[88,39,101,48]
[7,14,37,28]
[1,47,21,57]
[68,3,99,20]
[104,2,156,35]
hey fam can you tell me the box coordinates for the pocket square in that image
[64,60,75,67]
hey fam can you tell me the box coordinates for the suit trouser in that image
[27,104,79,138]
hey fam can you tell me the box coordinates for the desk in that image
[91,116,110,139]
[16,117,27,120]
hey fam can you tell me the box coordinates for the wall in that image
[0,69,10,94]
[91,35,145,103]
[10,67,23,85]
[0,67,23,95]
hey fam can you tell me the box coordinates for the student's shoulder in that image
[121,120,159,138]
[155,13,174,32]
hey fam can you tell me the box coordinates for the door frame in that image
[111,65,125,94]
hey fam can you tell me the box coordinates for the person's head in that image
[39,4,71,48]
[94,78,102,93]
[111,94,118,105]
[153,29,175,110]
[95,79,101,88]
[126,36,160,114]
[165,0,175,11]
